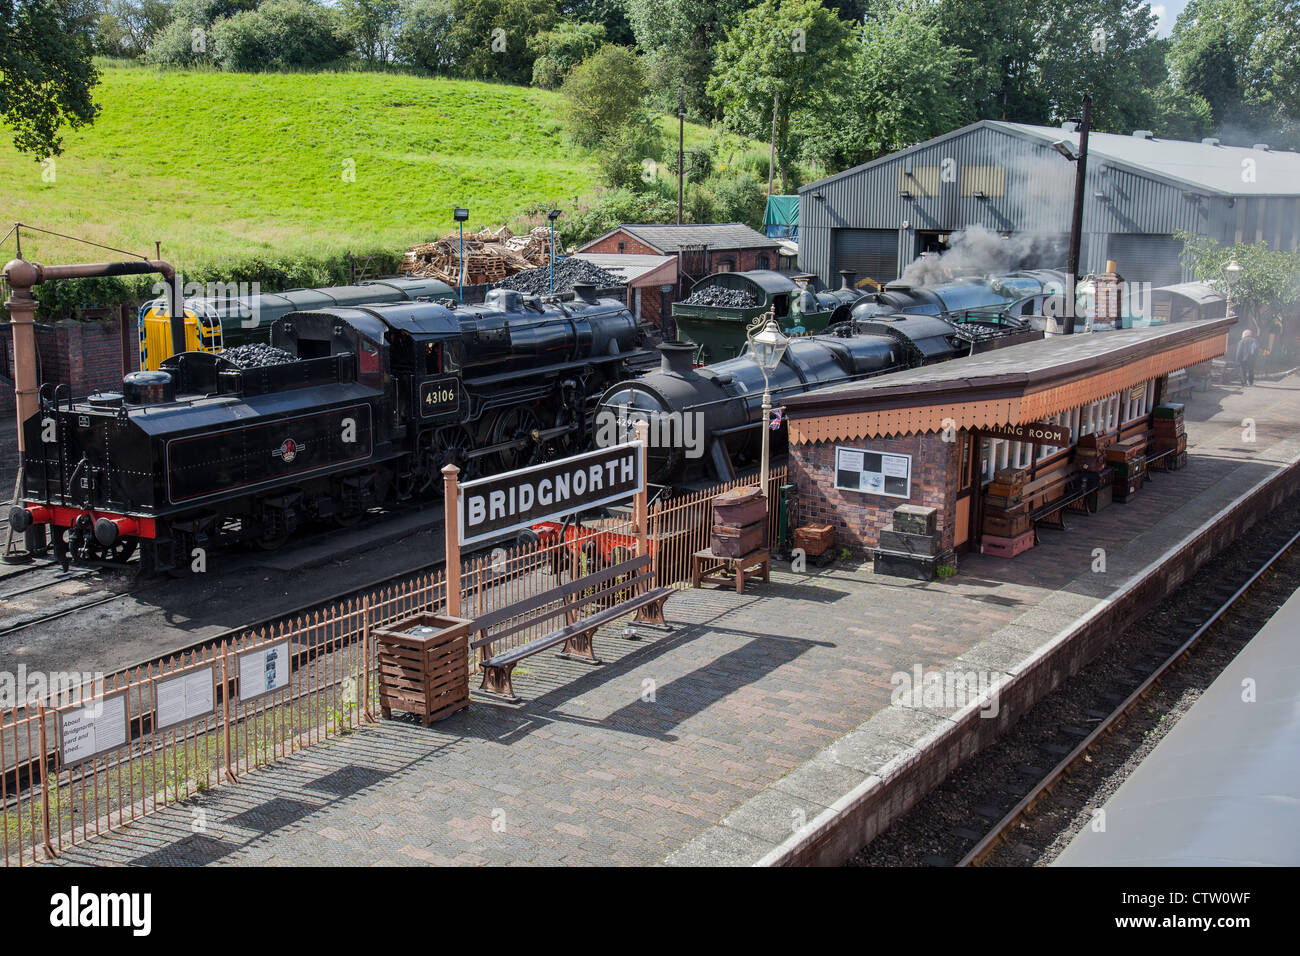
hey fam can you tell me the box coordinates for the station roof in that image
[1152,281,1225,306]
[785,318,1233,443]
[585,223,777,253]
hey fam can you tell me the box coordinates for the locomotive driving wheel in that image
[431,425,478,485]
[546,387,585,460]
[489,406,544,472]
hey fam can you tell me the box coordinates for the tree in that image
[211,0,350,71]
[528,18,605,88]
[0,0,100,158]
[799,0,969,172]
[624,0,753,119]
[393,0,454,73]
[557,0,632,44]
[340,0,400,64]
[560,44,664,189]
[1167,0,1300,148]
[1178,232,1300,337]
[441,0,555,84]
[95,0,172,57]
[143,0,258,66]
[707,0,855,190]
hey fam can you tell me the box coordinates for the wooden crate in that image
[981,530,1034,558]
[793,523,835,556]
[982,512,1031,537]
[375,613,471,726]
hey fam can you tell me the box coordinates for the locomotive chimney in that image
[572,283,597,304]
[658,342,696,375]
[838,270,857,292]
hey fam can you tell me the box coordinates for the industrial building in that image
[798,121,1300,289]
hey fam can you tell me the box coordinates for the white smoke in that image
[899,224,1065,287]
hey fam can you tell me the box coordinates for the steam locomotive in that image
[9,286,644,572]
[595,312,1041,487]
[849,270,1067,323]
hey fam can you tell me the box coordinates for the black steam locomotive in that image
[849,270,1067,323]
[595,312,1040,487]
[10,286,644,572]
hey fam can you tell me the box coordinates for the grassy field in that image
[0,61,724,271]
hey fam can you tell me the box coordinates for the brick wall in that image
[790,430,963,554]
[0,306,135,402]
[581,230,660,257]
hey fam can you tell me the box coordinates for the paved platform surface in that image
[50,374,1300,866]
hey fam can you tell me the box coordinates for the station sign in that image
[59,690,130,767]
[458,442,644,546]
[834,446,912,499]
[981,421,1072,446]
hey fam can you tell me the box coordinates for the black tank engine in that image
[11,287,643,571]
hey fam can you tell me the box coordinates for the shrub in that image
[211,0,350,72]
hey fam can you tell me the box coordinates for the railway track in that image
[958,525,1300,866]
[850,488,1300,868]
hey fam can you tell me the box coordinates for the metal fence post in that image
[36,705,55,859]
[362,596,375,722]
[221,644,238,784]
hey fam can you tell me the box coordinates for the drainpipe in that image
[3,257,179,453]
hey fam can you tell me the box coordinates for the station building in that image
[783,318,1232,557]
[798,122,1300,289]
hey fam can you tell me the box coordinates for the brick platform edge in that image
[665,445,1300,867]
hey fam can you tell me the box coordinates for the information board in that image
[834,446,912,499]
[237,642,291,701]
[60,691,130,767]
[154,667,216,730]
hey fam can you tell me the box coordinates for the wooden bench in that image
[468,553,673,703]
[1026,467,1091,538]
[691,548,771,593]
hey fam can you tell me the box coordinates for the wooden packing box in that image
[872,549,939,582]
[1153,402,1186,420]
[713,486,766,528]
[980,530,1034,558]
[984,493,1022,510]
[987,481,1024,498]
[983,499,1029,518]
[1153,418,1185,434]
[892,505,938,536]
[793,523,835,556]
[711,520,766,557]
[1076,456,1108,473]
[982,512,1031,537]
[375,613,471,726]
[1106,438,1146,462]
[1111,456,1147,479]
[1168,450,1189,470]
[1153,433,1188,455]
[1085,479,1114,511]
[994,467,1030,486]
[1113,473,1143,501]
[878,528,940,556]
[1077,433,1115,450]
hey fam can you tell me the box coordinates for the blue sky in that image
[1147,0,1190,37]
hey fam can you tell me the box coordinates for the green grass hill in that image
[0,62,717,271]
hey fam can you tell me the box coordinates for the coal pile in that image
[495,258,621,295]
[221,344,298,368]
[682,286,759,308]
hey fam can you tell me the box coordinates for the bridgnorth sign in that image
[981,421,1073,446]
[457,442,644,546]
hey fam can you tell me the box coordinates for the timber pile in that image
[399,225,555,285]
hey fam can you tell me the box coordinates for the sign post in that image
[443,464,461,619]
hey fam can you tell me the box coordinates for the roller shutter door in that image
[1108,234,1185,288]
[833,229,899,286]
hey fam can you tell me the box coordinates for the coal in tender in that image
[682,286,759,308]
[495,258,621,295]
[221,344,298,368]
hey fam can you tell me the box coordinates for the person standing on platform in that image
[1237,329,1260,386]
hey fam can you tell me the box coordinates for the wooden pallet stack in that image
[980,467,1034,558]
[873,505,943,579]
[1107,435,1148,502]
[399,225,555,285]
[1152,402,1187,469]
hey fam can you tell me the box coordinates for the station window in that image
[756,254,771,270]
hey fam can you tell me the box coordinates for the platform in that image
[44,373,1300,867]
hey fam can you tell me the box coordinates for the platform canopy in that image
[785,318,1232,443]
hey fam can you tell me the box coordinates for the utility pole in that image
[1065,93,1092,335]
[677,84,686,225]
[768,90,780,197]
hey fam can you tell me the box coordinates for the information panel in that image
[834,446,912,499]
[154,667,216,730]
[237,642,291,701]
[60,691,130,767]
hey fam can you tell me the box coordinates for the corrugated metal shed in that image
[798,121,1300,286]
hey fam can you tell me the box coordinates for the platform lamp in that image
[1225,258,1242,322]
[453,206,469,301]
[547,208,562,294]
[747,312,790,502]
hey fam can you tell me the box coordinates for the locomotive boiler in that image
[849,270,1067,323]
[10,286,644,572]
[595,311,1040,487]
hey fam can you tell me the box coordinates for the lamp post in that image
[747,312,789,501]
[453,206,469,302]
[547,208,562,294]
[1225,258,1242,322]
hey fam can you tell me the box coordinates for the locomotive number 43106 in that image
[420,377,460,417]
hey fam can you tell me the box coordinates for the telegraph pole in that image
[768,91,780,197]
[677,84,686,225]
[1065,94,1092,335]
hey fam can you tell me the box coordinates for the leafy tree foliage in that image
[393,0,454,73]
[95,0,171,57]
[560,44,664,188]
[0,0,101,157]
[211,0,350,71]
[624,0,754,119]
[528,18,605,88]
[340,0,400,64]
[707,0,853,189]
[1179,231,1300,336]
